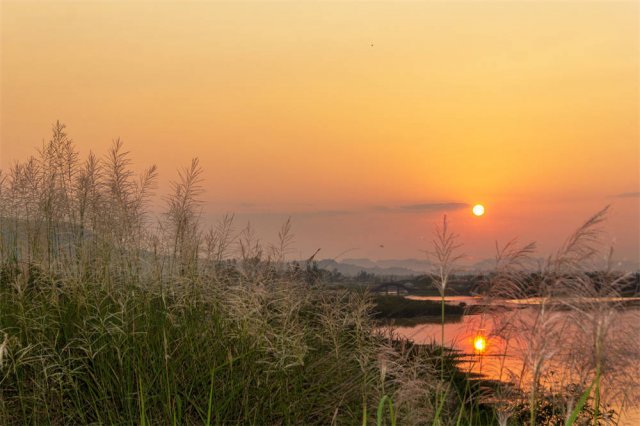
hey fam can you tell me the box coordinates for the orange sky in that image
[1,1,638,263]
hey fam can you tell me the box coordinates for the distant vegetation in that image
[0,123,638,425]
[373,295,465,324]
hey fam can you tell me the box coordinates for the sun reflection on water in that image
[473,335,487,353]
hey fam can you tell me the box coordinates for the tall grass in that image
[480,207,640,425]
[2,122,637,424]
[0,264,393,424]
[429,215,463,425]
[0,123,493,425]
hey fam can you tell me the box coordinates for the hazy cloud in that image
[294,209,353,217]
[400,202,469,211]
[236,209,353,218]
[613,191,640,198]
[215,202,470,218]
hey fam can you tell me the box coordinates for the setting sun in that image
[473,336,487,353]
[472,204,485,217]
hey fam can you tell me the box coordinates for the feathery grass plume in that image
[237,222,264,280]
[548,207,639,424]
[478,270,525,423]
[37,121,80,272]
[490,373,523,426]
[480,239,539,394]
[554,263,640,423]
[269,217,294,266]
[430,216,462,353]
[102,139,157,280]
[10,158,43,265]
[73,152,103,279]
[204,213,235,263]
[483,206,639,426]
[483,238,538,307]
[431,215,463,298]
[550,205,609,274]
[164,158,204,277]
[201,214,237,286]
[429,214,463,424]
[481,238,565,426]
[2,165,19,265]
[430,215,463,340]
[376,339,438,425]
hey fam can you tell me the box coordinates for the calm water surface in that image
[388,299,640,424]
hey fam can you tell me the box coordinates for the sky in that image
[1,1,638,264]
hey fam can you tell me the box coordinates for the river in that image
[386,296,640,424]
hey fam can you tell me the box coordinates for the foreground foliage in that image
[1,122,637,425]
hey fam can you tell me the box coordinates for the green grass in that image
[0,270,387,424]
[0,259,508,425]
[0,262,500,425]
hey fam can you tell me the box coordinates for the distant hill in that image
[315,259,419,277]
[315,257,640,277]
[316,257,496,277]
[342,258,436,273]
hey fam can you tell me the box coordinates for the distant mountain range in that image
[315,257,485,277]
[315,257,640,277]
[316,259,425,277]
